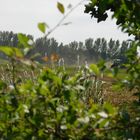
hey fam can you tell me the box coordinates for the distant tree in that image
[0,30,130,65]
[99,38,108,60]
[68,41,79,50]
[78,41,84,50]
[85,38,93,50]
[118,41,129,63]
[93,38,100,54]
[107,39,120,60]
[0,31,17,47]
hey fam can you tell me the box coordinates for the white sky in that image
[0,0,132,44]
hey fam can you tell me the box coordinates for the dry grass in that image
[0,63,138,108]
[102,83,138,107]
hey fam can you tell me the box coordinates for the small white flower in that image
[78,116,90,124]
[60,125,67,130]
[90,114,96,119]
[98,111,108,118]
[122,79,129,84]
[84,116,90,123]
[137,46,140,57]
[28,39,33,45]
[9,85,14,90]
[56,107,63,113]
[136,117,140,121]
[56,105,68,113]
[23,105,29,113]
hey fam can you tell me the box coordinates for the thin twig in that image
[45,0,87,38]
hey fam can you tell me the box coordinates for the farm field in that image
[0,61,138,107]
[0,61,138,106]
[0,55,139,139]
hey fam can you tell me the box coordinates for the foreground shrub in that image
[0,66,140,140]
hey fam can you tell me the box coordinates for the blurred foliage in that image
[0,64,140,139]
[85,0,140,39]
[0,0,140,139]
[85,0,140,97]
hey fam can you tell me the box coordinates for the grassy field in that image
[0,60,139,139]
[0,61,137,108]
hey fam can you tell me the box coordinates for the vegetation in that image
[0,0,140,139]
[85,0,140,95]
[0,61,139,139]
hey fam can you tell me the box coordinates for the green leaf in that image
[0,46,23,58]
[98,118,109,128]
[90,64,100,75]
[103,103,115,114]
[30,53,41,60]
[0,81,7,90]
[98,111,108,118]
[38,22,48,34]
[18,33,32,48]
[57,2,65,14]
[23,48,30,55]
[97,59,106,71]
[49,73,62,86]
[74,85,85,91]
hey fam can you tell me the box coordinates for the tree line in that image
[0,31,130,65]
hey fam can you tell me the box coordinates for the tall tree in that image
[100,38,108,60]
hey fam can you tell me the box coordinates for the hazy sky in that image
[0,0,132,44]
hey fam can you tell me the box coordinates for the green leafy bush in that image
[0,65,140,139]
